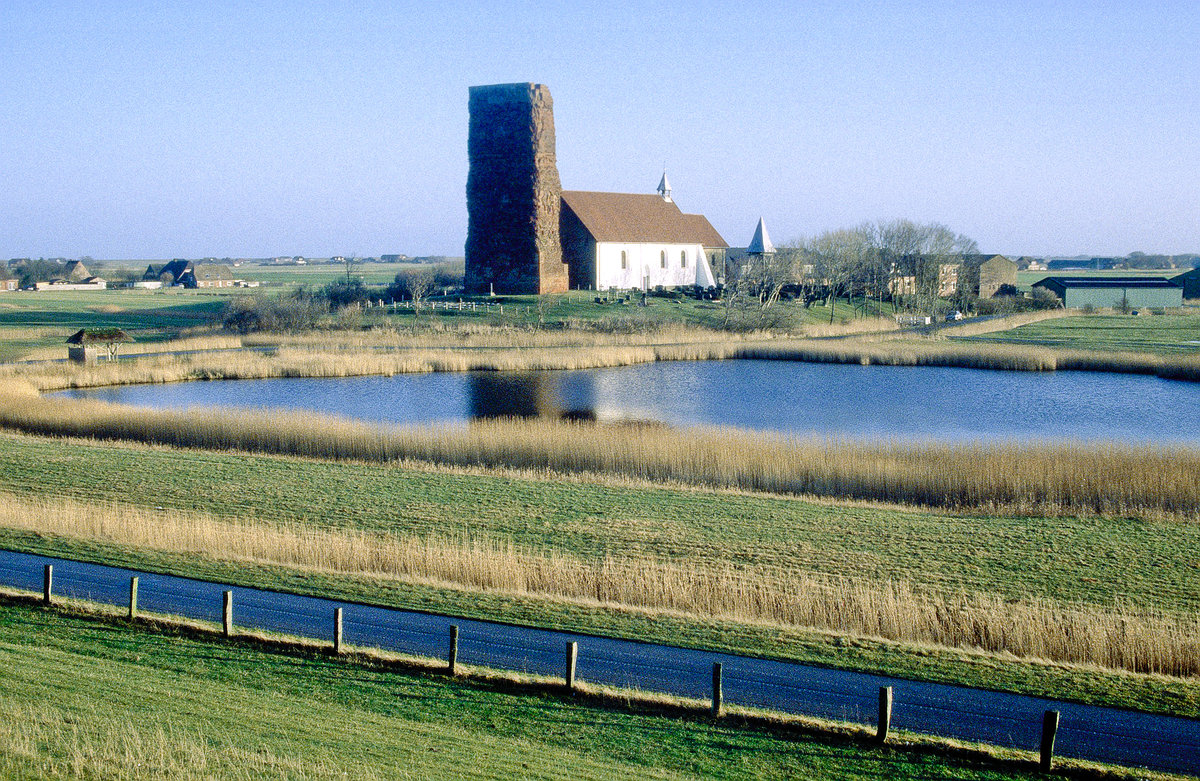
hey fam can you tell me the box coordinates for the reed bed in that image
[1,491,1196,676]
[7,327,1198,392]
[1,386,1196,520]
[18,333,248,362]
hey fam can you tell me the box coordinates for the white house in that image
[560,176,726,291]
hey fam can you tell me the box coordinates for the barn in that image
[1031,277,1184,309]
[1171,268,1200,300]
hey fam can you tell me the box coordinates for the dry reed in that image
[1,385,1196,520]
[7,328,1198,393]
[1,492,1196,676]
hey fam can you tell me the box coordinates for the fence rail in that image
[2,552,1197,776]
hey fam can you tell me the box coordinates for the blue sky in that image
[2,1,1197,258]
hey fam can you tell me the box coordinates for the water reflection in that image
[51,361,1200,444]
[468,372,598,421]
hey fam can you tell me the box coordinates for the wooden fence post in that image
[128,576,138,620]
[448,625,459,674]
[565,641,578,691]
[1040,710,1060,771]
[711,662,723,717]
[333,608,343,654]
[876,686,893,743]
[42,565,52,605]
[222,590,233,637]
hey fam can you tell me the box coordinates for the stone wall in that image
[465,83,568,295]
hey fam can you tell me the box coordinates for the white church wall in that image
[595,243,716,290]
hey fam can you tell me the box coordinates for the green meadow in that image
[0,600,1078,780]
[958,312,1200,354]
[1,431,1198,719]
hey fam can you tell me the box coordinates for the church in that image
[465,83,726,295]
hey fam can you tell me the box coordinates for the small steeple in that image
[657,169,672,202]
[747,217,775,254]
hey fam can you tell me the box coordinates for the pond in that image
[54,360,1200,445]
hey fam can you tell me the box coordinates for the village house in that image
[143,260,236,288]
[961,254,1018,298]
[33,259,107,290]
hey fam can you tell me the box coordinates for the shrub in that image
[221,295,328,333]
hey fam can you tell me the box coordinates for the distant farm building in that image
[1032,276,1183,309]
[144,261,236,288]
[961,254,1018,298]
[33,259,107,290]
[465,82,727,294]
[1171,268,1200,300]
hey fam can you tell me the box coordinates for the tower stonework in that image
[465,83,568,295]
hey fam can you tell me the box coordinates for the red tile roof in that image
[561,191,727,247]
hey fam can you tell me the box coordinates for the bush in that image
[321,279,372,310]
[222,295,328,333]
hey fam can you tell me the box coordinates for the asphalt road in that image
[1,549,1196,776]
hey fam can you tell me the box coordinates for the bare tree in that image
[722,247,799,329]
[806,228,873,323]
[343,253,360,284]
[388,267,438,311]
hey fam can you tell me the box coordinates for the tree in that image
[722,248,799,329]
[343,253,360,284]
[387,267,437,310]
[805,228,873,323]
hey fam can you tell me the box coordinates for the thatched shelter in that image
[66,328,131,363]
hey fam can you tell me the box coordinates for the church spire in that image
[657,169,672,202]
[747,217,775,254]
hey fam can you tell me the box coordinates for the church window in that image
[660,251,666,268]
[621,251,627,270]
[681,250,687,268]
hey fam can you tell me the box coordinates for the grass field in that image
[0,599,1168,780]
[0,433,1194,616]
[1,431,1199,718]
[958,313,1200,354]
[0,289,228,361]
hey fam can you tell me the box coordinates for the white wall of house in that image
[595,242,716,290]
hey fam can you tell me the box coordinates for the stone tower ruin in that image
[465,83,568,295]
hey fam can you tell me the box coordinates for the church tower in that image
[465,83,569,295]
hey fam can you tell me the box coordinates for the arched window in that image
[681,250,687,268]
[620,251,627,270]
[660,250,666,268]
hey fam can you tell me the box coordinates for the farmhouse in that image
[961,254,1018,298]
[1171,267,1200,300]
[465,82,727,294]
[1032,276,1183,309]
[144,260,236,288]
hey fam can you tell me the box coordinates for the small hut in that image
[66,328,131,364]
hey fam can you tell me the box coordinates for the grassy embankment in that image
[957,312,1200,354]
[4,598,1154,781]
[0,430,1198,719]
